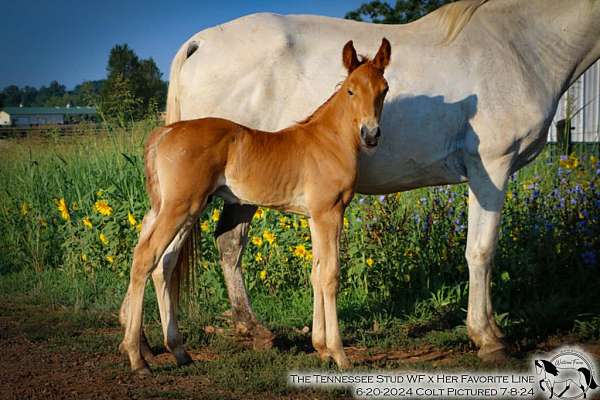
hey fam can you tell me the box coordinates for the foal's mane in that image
[297,55,370,125]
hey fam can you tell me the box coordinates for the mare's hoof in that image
[175,351,194,367]
[251,325,275,350]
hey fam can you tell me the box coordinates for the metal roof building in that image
[0,106,97,127]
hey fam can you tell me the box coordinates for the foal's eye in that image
[347,89,354,96]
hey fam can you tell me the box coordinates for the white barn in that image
[550,61,600,142]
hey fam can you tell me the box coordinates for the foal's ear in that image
[342,40,361,73]
[373,38,391,71]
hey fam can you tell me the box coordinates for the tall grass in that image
[0,124,598,345]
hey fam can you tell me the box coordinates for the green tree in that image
[35,81,67,106]
[101,44,167,122]
[21,86,38,106]
[2,85,22,106]
[345,0,456,24]
[99,73,141,127]
[72,80,104,106]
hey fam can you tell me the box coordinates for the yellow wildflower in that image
[305,250,313,262]
[80,254,88,262]
[506,191,513,201]
[559,154,580,170]
[200,220,209,232]
[212,209,220,222]
[262,230,276,245]
[20,202,30,216]
[293,244,307,258]
[94,200,112,216]
[136,222,142,233]
[82,216,93,229]
[254,208,265,219]
[259,269,267,281]
[127,212,137,226]
[300,218,308,229]
[255,252,263,262]
[252,236,263,247]
[106,255,115,264]
[55,198,70,221]
[366,257,374,267]
[279,216,289,229]
[344,217,349,228]
[99,232,109,246]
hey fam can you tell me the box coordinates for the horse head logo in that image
[535,350,598,399]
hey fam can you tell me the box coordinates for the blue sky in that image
[0,1,365,89]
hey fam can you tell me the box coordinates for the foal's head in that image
[341,38,391,151]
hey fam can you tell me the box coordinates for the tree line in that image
[0,44,166,125]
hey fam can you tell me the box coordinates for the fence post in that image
[555,118,574,155]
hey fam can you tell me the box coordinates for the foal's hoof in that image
[133,366,152,376]
[334,354,352,370]
[478,344,508,363]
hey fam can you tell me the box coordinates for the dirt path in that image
[2,303,599,399]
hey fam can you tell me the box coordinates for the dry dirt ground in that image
[1,303,599,400]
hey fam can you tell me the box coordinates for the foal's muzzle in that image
[360,125,381,148]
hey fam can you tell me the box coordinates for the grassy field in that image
[0,125,599,398]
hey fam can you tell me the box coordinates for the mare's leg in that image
[465,154,512,361]
[122,200,202,374]
[215,203,274,347]
[151,220,196,366]
[309,206,350,369]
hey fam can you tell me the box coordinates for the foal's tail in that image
[171,223,201,307]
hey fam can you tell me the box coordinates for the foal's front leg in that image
[309,206,350,369]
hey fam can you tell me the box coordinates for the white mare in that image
[154,0,600,361]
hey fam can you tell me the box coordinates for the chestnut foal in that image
[120,38,391,373]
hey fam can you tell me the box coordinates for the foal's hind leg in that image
[119,211,156,360]
[122,202,201,373]
[151,223,195,366]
